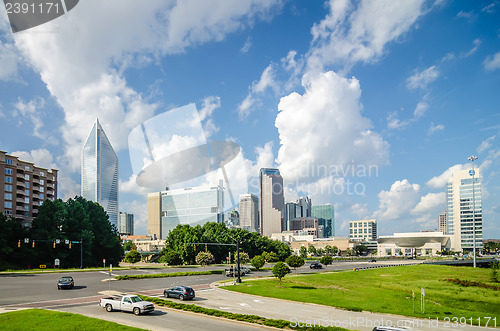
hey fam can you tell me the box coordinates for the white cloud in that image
[10,148,57,170]
[483,52,500,71]
[308,0,428,70]
[198,96,221,138]
[12,97,56,142]
[411,192,445,215]
[463,38,481,57]
[275,71,389,184]
[482,3,496,13]
[373,179,420,221]
[387,112,411,130]
[456,10,474,19]
[477,136,496,154]
[406,65,440,89]
[350,202,370,218]
[428,122,445,135]
[426,163,467,188]
[240,36,252,53]
[413,100,428,118]
[238,64,278,118]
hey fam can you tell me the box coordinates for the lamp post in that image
[468,156,478,268]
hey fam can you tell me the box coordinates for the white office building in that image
[447,169,483,252]
[239,194,259,232]
[349,219,377,241]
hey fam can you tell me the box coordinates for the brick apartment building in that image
[1,151,58,227]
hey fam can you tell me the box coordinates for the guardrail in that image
[353,262,421,271]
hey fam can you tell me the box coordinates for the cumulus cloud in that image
[373,179,420,221]
[307,0,428,70]
[10,148,57,169]
[406,65,440,89]
[426,164,468,188]
[275,71,389,184]
[411,192,445,215]
[483,52,500,71]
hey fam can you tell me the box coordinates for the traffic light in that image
[18,240,20,248]
[32,240,35,248]
[69,242,72,249]
[53,241,56,249]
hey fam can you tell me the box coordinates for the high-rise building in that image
[312,204,335,238]
[239,194,259,232]
[438,210,447,234]
[349,219,377,241]
[1,151,58,227]
[148,182,224,239]
[259,168,284,238]
[298,196,312,217]
[446,169,483,252]
[81,119,119,228]
[290,217,320,237]
[283,202,301,232]
[225,209,239,228]
[118,212,134,236]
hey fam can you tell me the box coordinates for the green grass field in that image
[0,309,145,330]
[223,264,500,324]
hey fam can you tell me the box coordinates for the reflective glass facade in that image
[81,120,119,228]
[311,204,335,238]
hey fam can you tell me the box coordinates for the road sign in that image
[469,169,475,176]
[65,240,69,244]
[39,265,46,269]
[421,288,425,296]
[103,258,106,264]
[56,239,60,244]
[412,290,414,297]
[24,238,29,244]
[54,259,60,266]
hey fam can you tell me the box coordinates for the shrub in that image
[251,255,265,270]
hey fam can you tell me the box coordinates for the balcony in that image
[32,178,40,185]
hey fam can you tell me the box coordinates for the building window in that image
[40,193,44,200]
[40,179,44,185]
[4,201,12,208]
[40,187,44,192]
[24,174,30,180]
[24,166,30,171]
[24,205,29,211]
[4,210,13,215]
[25,182,30,188]
[24,197,30,204]
[40,171,45,176]
[4,193,12,200]
[24,189,29,196]
[5,184,12,192]
[24,212,30,217]
[5,176,13,183]
[4,168,13,175]
[6,159,13,165]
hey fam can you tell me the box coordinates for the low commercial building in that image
[377,232,451,257]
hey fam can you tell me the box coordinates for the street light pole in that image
[468,156,478,268]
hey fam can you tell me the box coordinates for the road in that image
[0,260,425,330]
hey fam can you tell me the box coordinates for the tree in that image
[125,249,141,264]
[123,241,133,251]
[285,255,304,273]
[320,255,333,267]
[272,261,290,287]
[354,244,368,256]
[316,248,325,256]
[263,251,279,262]
[324,245,333,255]
[196,251,214,270]
[251,255,265,270]
[299,246,307,258]
[158,250,182,265]
[308,246,317,256]
[234,251,250,265]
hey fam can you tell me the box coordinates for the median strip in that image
[115,270,223,280]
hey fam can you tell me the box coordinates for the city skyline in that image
[0,1,499,238]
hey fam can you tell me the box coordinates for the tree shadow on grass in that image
[290,286,317,290]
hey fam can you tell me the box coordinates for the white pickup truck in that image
[99,295,155,315]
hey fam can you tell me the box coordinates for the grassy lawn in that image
[223,264,500,324]
[0,309,145,330]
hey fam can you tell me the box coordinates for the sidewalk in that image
[174,281,495,331]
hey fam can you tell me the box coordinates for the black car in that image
[164,286,195,300]
[57,276,74,289]
[368,259,376,262]
[310,262,322,269]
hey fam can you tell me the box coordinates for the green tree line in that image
[159,222,292,265]
[0,196,123,270]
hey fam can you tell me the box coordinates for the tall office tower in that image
[148,182,224,239]
[118,212,134,236]
[298,196,312,217]
[438,210,447,234]
[259,168,284,238]
[447,169,483,252]
[225,209,239,228]
[283,202,301,232]
[349,219,377,241]
[312,204,335,238]
[81,119,119,228]
[1,151,58,227]
[239,194,259,232]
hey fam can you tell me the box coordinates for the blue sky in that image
[0,0,499,238]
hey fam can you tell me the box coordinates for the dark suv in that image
[310,262,322,269]
[164,286,195,301]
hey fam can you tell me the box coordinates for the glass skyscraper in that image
[81,119,119,228]
[312,204,335,238]
[447,169,483,252]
